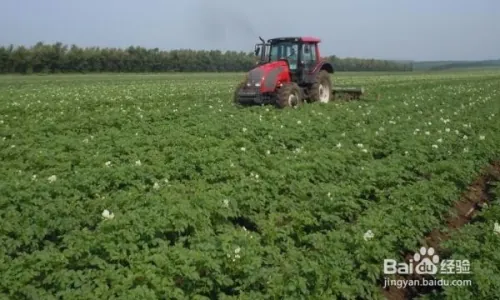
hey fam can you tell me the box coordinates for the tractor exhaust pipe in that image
[259,36,265,43]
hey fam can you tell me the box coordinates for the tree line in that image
[428,60,500,71]
[0,42,413,74]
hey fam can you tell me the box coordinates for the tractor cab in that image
[254,36,321,84]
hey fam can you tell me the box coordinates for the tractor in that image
[234,36,364,108]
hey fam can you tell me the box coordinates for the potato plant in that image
[1,70,500,299]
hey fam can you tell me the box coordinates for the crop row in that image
[0,71,499,299]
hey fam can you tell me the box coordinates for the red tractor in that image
[234,36,364,108]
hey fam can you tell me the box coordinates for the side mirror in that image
[254,46,260,56]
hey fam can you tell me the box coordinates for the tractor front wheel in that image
[276,82,302,108]
[309,70,332,103]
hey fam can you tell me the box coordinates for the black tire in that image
[309,70,332,103]
[276,82,302,108]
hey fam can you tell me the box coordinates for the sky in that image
[1,0,499,61]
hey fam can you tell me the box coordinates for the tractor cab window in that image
[302,43,317,69]
[269,42,299,71]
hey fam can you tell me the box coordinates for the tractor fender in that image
[312,60,334,74]
[302,61,334,85]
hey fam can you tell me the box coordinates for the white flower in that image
[437,138,443,143]
[240,147,246,152]
[336,143,342,148]
[222,199,229,208]
[83,138,89,143]
[135,160,142,166]
[234,247,241,254]
[266,150,271,155]
[445,128,450,132]
[105,161,111,167]
[297,120,302,124]
[425,131,430,135]
[361,148,368,153]
[102,209,115,220]
[48,175,57,182]
[242,128,247,132]
[463,135,468,140]
[32,175,37,181]
[153,182,160,190]
[479,135,485,140]
[432,144,438,149]
[463,147,469,153]
[357,143,364,148]
[363,230,374,241]
[494,222,500,235]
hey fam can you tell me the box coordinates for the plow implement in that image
[332,86,365,100]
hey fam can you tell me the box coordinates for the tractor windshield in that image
[269,42,299,70]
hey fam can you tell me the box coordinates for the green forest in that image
[0,42,414,74]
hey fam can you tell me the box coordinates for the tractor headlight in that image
[255,83,261,87]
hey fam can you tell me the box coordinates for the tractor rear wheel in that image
[276,82,302,108]
[309,70,332,103]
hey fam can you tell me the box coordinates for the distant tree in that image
[0,42,413,74]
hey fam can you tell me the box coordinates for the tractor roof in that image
[267,36,321,43]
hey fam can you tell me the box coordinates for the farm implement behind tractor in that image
[234,36,364,108]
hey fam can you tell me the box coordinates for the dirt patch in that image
[381,161,500,300]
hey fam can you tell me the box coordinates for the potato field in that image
[1,70,500,300]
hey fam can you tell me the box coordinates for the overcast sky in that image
[1,0,499,61]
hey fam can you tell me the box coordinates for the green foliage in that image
[0,70,499,299]
[419,183,500,300]
[0,42,412,74]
